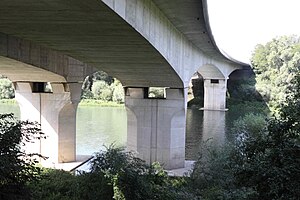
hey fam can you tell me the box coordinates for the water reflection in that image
[76,106,127,155]
[202,110,226,146]
[185,108,203,160]
[185,109,226,160]
[0,103,227,161]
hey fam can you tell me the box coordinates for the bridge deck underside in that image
[0,0,183,88]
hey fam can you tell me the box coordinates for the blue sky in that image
[207,0,300,63]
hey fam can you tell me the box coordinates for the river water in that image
[0,103,225,160]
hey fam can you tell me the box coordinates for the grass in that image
[79,99,124,107]
[0,98,125,107]
[0,99,17,104]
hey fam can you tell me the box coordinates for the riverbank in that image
[0,99,16,104]
[79,99,124,107]
[0,98,124,107]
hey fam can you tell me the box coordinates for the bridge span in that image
[0,0,247,169]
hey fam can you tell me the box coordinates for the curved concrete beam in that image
[198,64,225,80]
[102,0,246,87]
[0,56,66,82]
[0,0,183,88]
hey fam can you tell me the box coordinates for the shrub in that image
[0,114,45,200]
[0,78,14,99]
[89,145,194,200]
[29,169,113,200]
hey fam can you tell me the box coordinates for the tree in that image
[232,74,300,199]
[112,80,124,103]
[251,35,300,112]
[91,80,113,101]
[0,77,14,99]
[89,145,193,200]
[0,114,45,199]
[81,71,125,103]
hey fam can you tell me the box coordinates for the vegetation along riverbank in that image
[0,35,299,199]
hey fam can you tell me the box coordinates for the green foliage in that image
[29,146,193,200]
[112,80,125,103]
[190,74,300,200]
[0,77,14,99]
[148,87,165,98]
[189,141,258,200]
[92,71,114,85]
[79,99,124,107]
[227,77,262,104]
[82,71,124,103]
[92,80,112,101]
[230,113,267,137]
[91,79,124,103]
[0,114,45,200]
[29,169,113,200]
[89,145,194,200]
[251,35,300,112]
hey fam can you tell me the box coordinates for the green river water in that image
[0,103,224,160]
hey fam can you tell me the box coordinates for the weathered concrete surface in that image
[15,82,82,164]
[102,0,242,87]
[203,79,227,110]
[0,0,246,88]
[0,34,95,83]
[0,1,182,88]
[0,56,66,82]
[0,0,249,169]
[126,88,186,169]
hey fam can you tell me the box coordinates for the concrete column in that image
[14,82,81,165]
[125,88,186,169]
[203,79,227,111]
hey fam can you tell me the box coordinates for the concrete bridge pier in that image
[14,81,82,165]
[203,78,227,111]
[125,88,186,169]
[200,77,228,145]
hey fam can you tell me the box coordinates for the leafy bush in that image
[189,141,257,200]
[90,145,194,200]
[190,74,300,200]
[0,77,14,99]
[29,169,113,200]
[92,81,111,100]
[112,80,124,103]
[148,87,165,98]
[0,114,45,200]
[81,71,125,103]
[251,35,300,112]
[29,145,194,200]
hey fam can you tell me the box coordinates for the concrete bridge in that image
[0,0,247,169]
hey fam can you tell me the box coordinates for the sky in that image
[207,0,300,64]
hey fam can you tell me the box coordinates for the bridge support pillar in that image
[14,82,81,165]
[203,79,227,111]
[125,88,186,170]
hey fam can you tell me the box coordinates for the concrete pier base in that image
[203,79,227,110]
[14,82,81,165]
[125,88,186,170]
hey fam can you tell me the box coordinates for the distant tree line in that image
[0,71,125,103]
[81,71,124,103]
[0,35,299,199]
[0,75,14,99]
